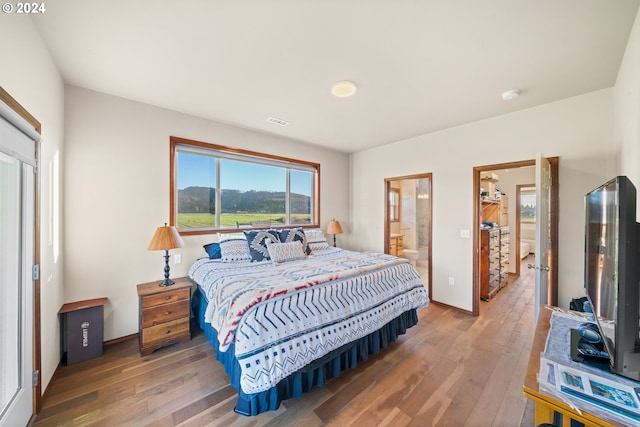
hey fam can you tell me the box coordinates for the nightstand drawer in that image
[137,277,193,356]
[141,317,189,347]
[141,288,189,308]
[141,299,190,328]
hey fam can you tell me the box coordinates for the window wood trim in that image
[169,136,321,235]
[0,86,41,134]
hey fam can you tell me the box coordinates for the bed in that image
[188,229,429,415]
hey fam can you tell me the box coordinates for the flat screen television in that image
[584,175,640,380]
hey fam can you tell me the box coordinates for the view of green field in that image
[177,213,310,228]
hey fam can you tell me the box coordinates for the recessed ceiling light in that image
[331,81,357,98]
[501,89,520,101]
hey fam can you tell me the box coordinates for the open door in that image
[533,153,551,322]
[384,173,433,301]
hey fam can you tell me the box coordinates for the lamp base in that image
[158,250,175,286]
[158,278,175,287]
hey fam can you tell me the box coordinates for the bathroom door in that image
[384,173,432,298]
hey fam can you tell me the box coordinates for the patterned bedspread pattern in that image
[189,248,429,394]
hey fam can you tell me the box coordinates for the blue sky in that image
[177,153,311,195]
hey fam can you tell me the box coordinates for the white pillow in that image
[305,229,331,251]
[218,232,247,242]
[267,241,306,263]
[219,239,251,262]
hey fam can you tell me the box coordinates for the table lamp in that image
[326,219,343,247]
[148,223,185,286]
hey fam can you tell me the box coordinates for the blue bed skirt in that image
[194,286,419,416]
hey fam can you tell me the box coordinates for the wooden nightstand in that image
[137,277,193,356]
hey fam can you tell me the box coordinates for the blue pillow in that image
[244,229,280,262]
[278,228,310,255]
[203,242,221,259]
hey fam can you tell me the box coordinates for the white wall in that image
[0,16,65,393]
[64,86,350,340]
[350,90,616,312]
[615,8,640,190]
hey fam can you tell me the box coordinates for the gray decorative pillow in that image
[306,229,331,251]
[244,229,280,262]
[267,241,306,263]
[219,239,251,262]
[278,228,309,254]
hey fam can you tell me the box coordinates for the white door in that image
[0,113,36,426]
[533,153,551,322]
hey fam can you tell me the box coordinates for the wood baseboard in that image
[104,333,138,347]
[429,300,474,316]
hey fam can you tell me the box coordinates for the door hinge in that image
[32,264,39,281]
[32,370,39,387]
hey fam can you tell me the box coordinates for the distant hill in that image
[178,186,309,214]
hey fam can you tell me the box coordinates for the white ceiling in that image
[31,0,640,153]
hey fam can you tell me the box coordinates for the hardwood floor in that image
[32,256,536,427]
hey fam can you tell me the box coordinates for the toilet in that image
[403,249,419,267]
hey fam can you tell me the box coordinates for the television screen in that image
[584,176,640,380]
[584,178,619,362]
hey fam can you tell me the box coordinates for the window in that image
[520,188,536,223]
[389,188,400,222]
[170,137,319,234]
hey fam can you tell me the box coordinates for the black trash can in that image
[58,297,108,365]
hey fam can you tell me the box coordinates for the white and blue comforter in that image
[188,248,429,394]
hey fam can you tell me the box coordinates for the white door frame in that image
[0,88,42,424]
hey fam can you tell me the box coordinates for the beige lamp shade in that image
[148,223,184,251]
[326,219,343,247]
[326,219,343,235]
[148,223,184,286]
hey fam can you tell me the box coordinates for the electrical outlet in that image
[448,277,455,286]
[460,229,470,238]
[174,254,182,264]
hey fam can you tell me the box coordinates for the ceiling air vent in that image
[266,117,289,126]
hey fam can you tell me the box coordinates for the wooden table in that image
[523,305,623,427]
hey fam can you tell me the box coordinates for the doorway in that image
[384,173,433,299]
[0,88,42,424]
[472,158,558,316]
[516,184,536,278]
